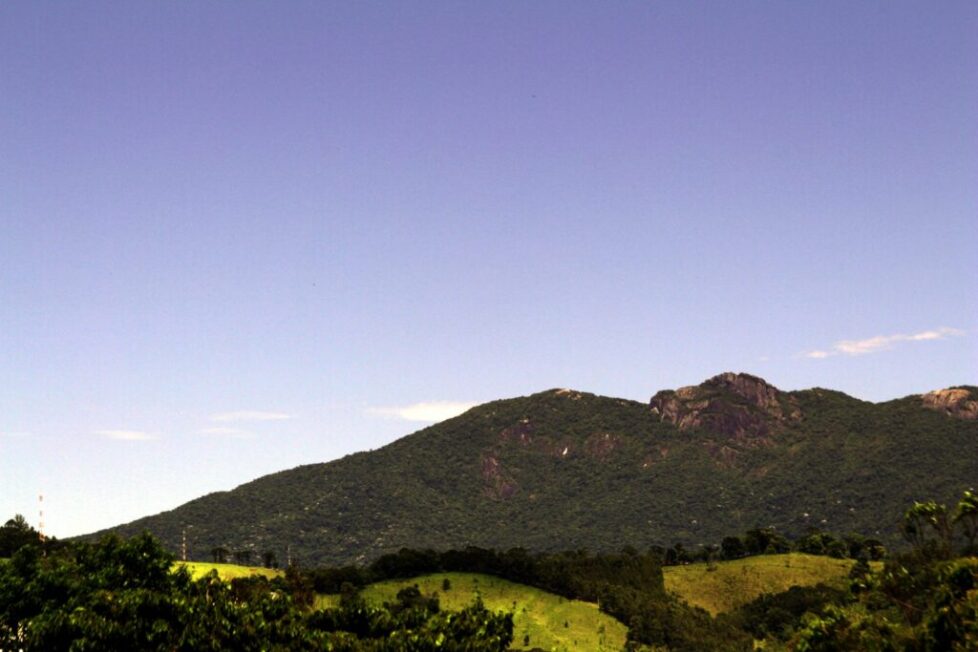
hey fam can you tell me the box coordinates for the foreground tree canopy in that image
[0,514,40,557]
[0,533,513,651]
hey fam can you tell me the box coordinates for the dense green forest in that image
[88,375,978,567]
[6,490,978,649]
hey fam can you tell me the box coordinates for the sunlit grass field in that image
[320,571,627,651]
[664,552,861,614]
[175,553,864,643]
[177,560,282,580]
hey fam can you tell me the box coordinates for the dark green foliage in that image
[791,492,978,650]
[722,583,847,641]
[793,556,978,651]
[306,545,753,649]
[305,545,669,606]
[924,559,978,650]
[0,533,326,651]
[601,584,752,651]
[721,536,746,560]
[210,545,229,563]
[954,489,978,553]
[0,533,514,651]
[306,595,513,651]
[86,384,978,569]
[744,528,792,556]
[796,530,855,557]
[0,515,41,557]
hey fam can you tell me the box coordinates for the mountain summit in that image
[90,375,978,566]
[652,372,801,437]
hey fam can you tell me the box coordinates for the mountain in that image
[89,373,978,567]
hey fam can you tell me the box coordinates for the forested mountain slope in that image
[89,373,978,566]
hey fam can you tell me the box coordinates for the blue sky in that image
[2,1,975,537]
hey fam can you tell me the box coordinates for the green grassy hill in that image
[177,560,282,580]
[322,571,628,651]
[88,374,978,566]
[664,553,860,614]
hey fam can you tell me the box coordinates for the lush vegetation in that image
[5,490,978,649]
[0,534,513,651]
[351,572,629,651]
[783,491,978,650]
[700,490,978,649]
[87,381,978,567]
[0,514,42,557]
[302,544,751,650]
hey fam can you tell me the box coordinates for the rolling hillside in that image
[88,373,978,567]
[313,555,857,649]
[178,561,282,580]
[663,552,858,614]
[339,572,629,651]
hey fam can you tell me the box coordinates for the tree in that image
[721,536,746,560]
[745,528,790,556]
[954,490,978,553]
[211,545,230,563]
[904,501,952,558]
[262,550,278,568]
[0,515,39,557]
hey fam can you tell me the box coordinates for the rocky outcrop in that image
[649,372,801,444]
[481,454,518,499]
[921,387,978,420]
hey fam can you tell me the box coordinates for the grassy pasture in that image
[664,552,860,614]
[321,571,627,651]
[177,561,282,580]
[173,554,860,643]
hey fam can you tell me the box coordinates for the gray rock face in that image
[921,388,978,420]
[649,372,802,443]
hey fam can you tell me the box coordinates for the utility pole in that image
[182,528,187,562]
[38,494,45,543]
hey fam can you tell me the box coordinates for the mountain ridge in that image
[87,373,978,566]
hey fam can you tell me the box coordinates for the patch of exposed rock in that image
[649,372,801,444]
[480,454,518,499]
[584,432,621,460]
[498,419,534,446]
[921,388,978,420]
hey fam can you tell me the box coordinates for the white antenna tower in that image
[38,493,45,543]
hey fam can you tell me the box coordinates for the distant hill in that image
[88,373,978,567]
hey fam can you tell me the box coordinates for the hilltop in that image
[89,374,978,566]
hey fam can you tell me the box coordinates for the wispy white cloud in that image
[804,327,965,359]
[368,401,478,423]
[804,350,832,359]
[96,429,157,441]
[209,410,293,423]
[198,427,255,439]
